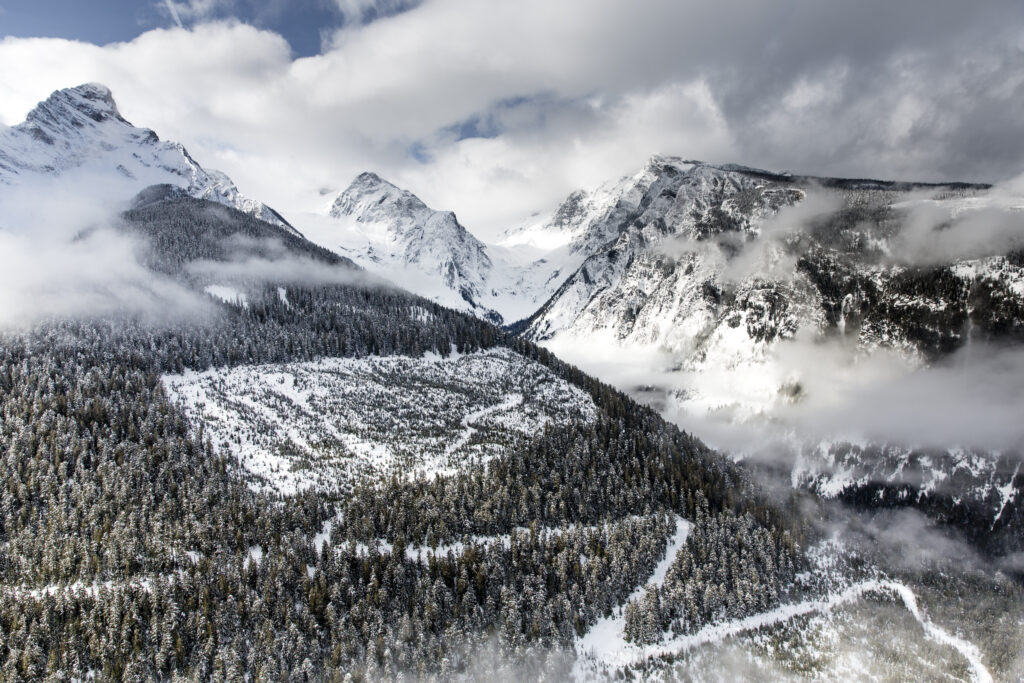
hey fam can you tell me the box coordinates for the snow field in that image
[162,347,598,495]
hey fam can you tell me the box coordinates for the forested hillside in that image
[0,193,807,680]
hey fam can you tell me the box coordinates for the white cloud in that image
[0,0,1022,241]
[0,179,210,329]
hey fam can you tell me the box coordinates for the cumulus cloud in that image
[0,0,1021,241]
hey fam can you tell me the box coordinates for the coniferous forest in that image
[0,197,808,680]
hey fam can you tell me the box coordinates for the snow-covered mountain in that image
[298,172,566,324]
[301,156,1024,547]
[517,156,1024,376]
[0,83,298,235]
[510,155,1024,544]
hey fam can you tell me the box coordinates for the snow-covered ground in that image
[162,347,597,495]
[573,532,994,683]
[573,515,692,679]
[575,579,991,683]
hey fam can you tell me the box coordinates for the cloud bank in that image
[0,0,1021,239]
[185,233,391,289]
[0,227,211,330]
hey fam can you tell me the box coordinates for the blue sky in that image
[0,0,365,57]
[1,0,1022,238]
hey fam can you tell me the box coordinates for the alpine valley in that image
[1,84,1021,683]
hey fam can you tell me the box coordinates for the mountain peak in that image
[331,171,427,220]
[352,171,387,187]
[641,154,694,173]
[26,83,126,130]
[1,83,299,235]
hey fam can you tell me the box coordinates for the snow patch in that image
[204,284,249,309]
[162,347,598,495]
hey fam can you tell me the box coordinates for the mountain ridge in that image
[0,83,301,236]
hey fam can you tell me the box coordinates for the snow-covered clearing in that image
[2,577,155,600]
[162,347,597,495]
[574,575,993,683]
[203,284,249,309]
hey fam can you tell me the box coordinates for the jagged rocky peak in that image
[25,83,128,132]
[329,171,477,246]
[512,155,793,254]
[318,171,505,321]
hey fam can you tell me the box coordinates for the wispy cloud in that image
[184,234,391,289]
[162,0,185,28]
[158,0,232,28]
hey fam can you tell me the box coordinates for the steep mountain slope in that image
[0,180,829,679]
[298,172,574,324]
[511,156,1024,555]
[318,171,501,321]
[0,83,298,234]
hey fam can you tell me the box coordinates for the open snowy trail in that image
[574,573,993,682]
[572,515,692,680]
[444,392,524,457]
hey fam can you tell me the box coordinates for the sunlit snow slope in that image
[162,347,597,495]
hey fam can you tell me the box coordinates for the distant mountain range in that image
[3,83,1022,553]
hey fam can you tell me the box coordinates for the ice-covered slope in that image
[298,172,567,324]
[0,83,298,235]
